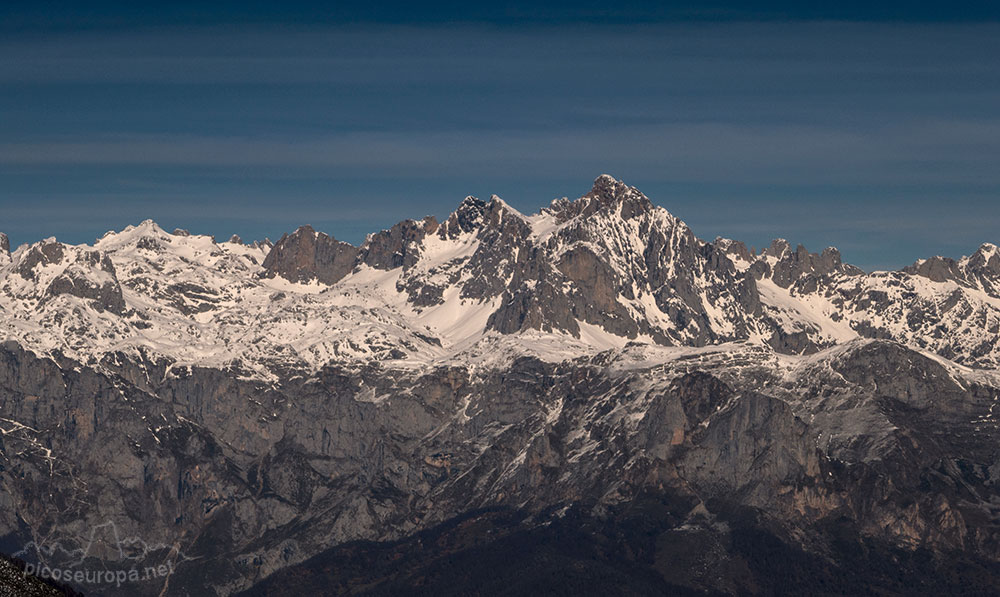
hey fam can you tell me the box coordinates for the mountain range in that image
[1,175,999,595]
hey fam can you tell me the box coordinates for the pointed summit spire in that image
[576,174,653,220]
[587,174,629,202]
[968,242,1000,274]
[439,196,487,238]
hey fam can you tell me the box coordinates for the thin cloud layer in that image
[1,23,998,270]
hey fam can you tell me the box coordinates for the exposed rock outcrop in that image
[905,243,1000,298]
[45,251,126,314]
[261,225,359,284]
[358,217,436,270]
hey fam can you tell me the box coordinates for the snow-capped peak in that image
[1,177,999,379]
[973,242,999,264]
[486,195,527,220]
[94,219,171,250]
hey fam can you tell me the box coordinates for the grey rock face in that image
[762,238,791,259]
[905,255,963,283]
[770,244,856,289]
[261,225,359,284]
[768,327,819,354]
[456,198,533,300]
[486,256,581,336]
[715,237,752,263]
[45,251,126,314]
[680,389,821,499]
[439,196,485,238]
[556,245,640,337]
[0,233,9,268]
[389,197,534,307]
[969,243,1000,275]
[3,338,999,596]
[8,239,128,314]
[358,217,436,271]
[905,243,1000,298]
[16,240,65,280]
[573,173,653,220]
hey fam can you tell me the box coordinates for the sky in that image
[1,2,999,271]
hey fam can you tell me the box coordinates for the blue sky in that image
[1,2,999,270]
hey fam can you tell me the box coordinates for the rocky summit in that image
[1,176,1000,595]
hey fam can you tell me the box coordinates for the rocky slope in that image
[0,176,999,595]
